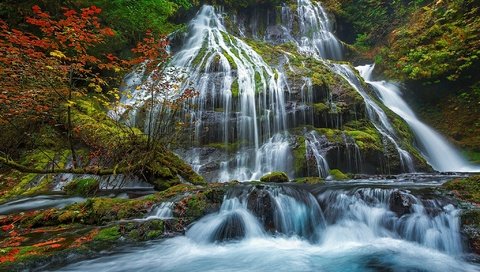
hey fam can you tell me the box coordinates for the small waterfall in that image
[187,185,326,242]
[357,64,480,173]
[331,64,415,172]
[305,131,330,177]
[145,202,174,220]
[341,132,363,173]
[317,187,463,255]
[185,184,463,256]
[186,189,265,243]
[296,0,343,59]
[58,184,478,272]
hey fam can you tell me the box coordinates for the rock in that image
[247,188,275,232]
[259,172,289,183]
[389,190,415,216]
[329,169,349,180]
[212,212,246,242]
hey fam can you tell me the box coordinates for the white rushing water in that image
[57,184,479,272]
[330,64,415,172]
[145,202,174,220]
[171,5,292,181]
[305,131,330,177]
[296,0,343,59]
[357,64,480,173]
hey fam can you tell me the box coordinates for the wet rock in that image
[212,212,246,242]
[247,188,275,232]
[389,190,415,216]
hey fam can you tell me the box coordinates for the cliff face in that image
[162,1,430,182]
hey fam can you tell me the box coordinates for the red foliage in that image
[0,5,120,123]
[0,248,20,263]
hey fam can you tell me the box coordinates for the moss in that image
[294,177,325,184]
[329,169,349,180]
[64,178,99,197]
[344,121,383,151]
[94,226,120,241]
[313,102,329,112]
[259,172,289,183]
[184,193,208,218]
[292,136,307,176]
[231,79,239,97]
[443,175,480,204]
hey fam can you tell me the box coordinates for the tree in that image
[0,5,201,185]
[0,5,122,173]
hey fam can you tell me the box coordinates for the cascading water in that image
[305,130,330,177]
[58,183,479,272]
[357,64,480,173]
[145,202,174,220]
[296,0,343,59]
[171,5,292,181]
[330,64,415,173]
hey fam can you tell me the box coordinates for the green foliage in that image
[379,0,480,82]
[443,175,480,204]
[89,0,189,38]
[259,171,289,183]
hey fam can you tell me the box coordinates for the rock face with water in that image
[49,181,480,272]
[123,2,431,183]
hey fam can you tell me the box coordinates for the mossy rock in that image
[294,177,325,184]
[329,169,349,180]
[94,226,121,242]
[64,178,99,197]
[259,172,289,183]
[443,175,480,204]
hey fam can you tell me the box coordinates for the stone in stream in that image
[259,172,289,183]
[247,187,275,232]
[389,190,415,216]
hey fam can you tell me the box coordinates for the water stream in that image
[55,182,479,272]
[357,64,480,173]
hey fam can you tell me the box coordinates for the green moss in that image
[184,193,208,218]
[65,178,99,197]
[95,226,121,241]
[313,102,329,112]
[329,169,349,180]
[292,135,307,176]
[344,121,383,151]
[231,80,239,97]
[443,175,480,204]
[294,177,325,184]
[259,172,289,183]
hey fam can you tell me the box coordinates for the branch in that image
[0,156,135,176]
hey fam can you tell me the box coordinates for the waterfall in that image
[169,5,292,182]
[187,185,326,242]
[296,0,343,59]
[317,187,462,255]
[186,184,463,255]
[59,184,478,272]
[330,64,415,172]
[145,202,174,220]
[357,64,480,172]
[305,131,330,177]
